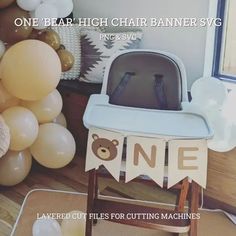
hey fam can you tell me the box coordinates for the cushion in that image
[0,115,10,158]
[52,24,81,80]
[79,30,143,83]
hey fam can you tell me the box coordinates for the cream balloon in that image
[0,81,20,112]
[30,123,76,168]
[52,112,67,128]
[21,89,63,123]
[17,0,41,11]
[0,40,5,59]
[32,219,62,236]
[0,40,61,101]
[2,106,39,151]
[0,149,32,186]
[61,211,86,236]
[191,77,227,110]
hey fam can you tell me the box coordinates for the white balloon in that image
[222,90,236,125]
[43,0,73,18]
[17,0,41,11]
[207,110,236,152]
[191,77,227,110]
[0,40,6,59]
[32,219,62,236]
[31,3,58,29]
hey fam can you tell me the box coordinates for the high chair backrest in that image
[101,50,188,110]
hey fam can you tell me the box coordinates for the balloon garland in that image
[0,0,76,186]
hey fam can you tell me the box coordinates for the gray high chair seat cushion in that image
[106,51,182,110]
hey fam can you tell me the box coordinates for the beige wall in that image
[73,0,210,89]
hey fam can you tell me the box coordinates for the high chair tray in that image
[83,95,213,140]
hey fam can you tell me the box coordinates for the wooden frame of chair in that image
[85,169,200,236]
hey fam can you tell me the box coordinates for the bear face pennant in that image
[126,136,166,187]
[168,139,208,189]
[85,127,124,181]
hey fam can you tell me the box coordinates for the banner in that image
[168,139,208,188]
[85,127,124,181]
[126,136,166,187]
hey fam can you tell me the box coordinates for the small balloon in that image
[37,29,61,50]
[31,2,58,30]
[21,89,63,123]
[2,106,39,151]
[0,82,20,112]
[57,49,75,72]
[191,77,227,110]
[0,40,6,58]
[0,40,61,101]
[0,0,15,9]
[0,115,10,158]
[52,113,67,128]
[61,211,86,236]
[30,123,76,168]
[32,219,62,236]
[0,149,32,186]
[0,5,32,44]
[17,0,41,11]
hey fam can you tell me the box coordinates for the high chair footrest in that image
[93,199,190,233]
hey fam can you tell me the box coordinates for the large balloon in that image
[30,123,76,168]
[52,113,67,128]
[0,5,32,44]
[0,115,10,158]
[17,0,41,11]
[0,149,32,186]
[0,0,15,9]
[191,77,227,110]
[2,106,39,151]
[207,110,236,152]
[61,211,86,236]
[0,81,20,112]
[21,89,63,123]
[0,40,61,101]
[32,219,62,236]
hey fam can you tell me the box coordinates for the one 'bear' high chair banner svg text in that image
[85,127,208,188]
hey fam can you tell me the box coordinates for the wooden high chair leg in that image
[188,182,200,236]
[86,169,97,236]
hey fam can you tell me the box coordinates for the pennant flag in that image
[168,139,208,188]
[85,127,124,181]
[126,136,166,187]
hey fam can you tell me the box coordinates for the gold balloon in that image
[0,81,20,112]
[0,0,15,9]
[0,149,32,186]
[30,123,76,169]
[0,5,32,44]
[61,211,86,236]
[57,49,75,72]
[52,112,67,128]
[0,40,61,101]
[21,89,63,123]
[2,106,39,151]
[37,29,61,50]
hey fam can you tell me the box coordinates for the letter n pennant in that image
[85,127,124,181]
[126,136,166,187]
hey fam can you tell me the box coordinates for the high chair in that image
[83,50,213,236]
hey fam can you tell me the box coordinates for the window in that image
[213,0,236,81]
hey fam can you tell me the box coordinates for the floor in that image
[0,156,177,236]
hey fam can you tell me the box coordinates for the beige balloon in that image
[0,149,32,186]
[0,40,61,101]
[21,89,63,123]
[61,211,86,236]
[52,112,67,128]
[2,106,39,151]
[30,123,76,168]
[0,81,20,112]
